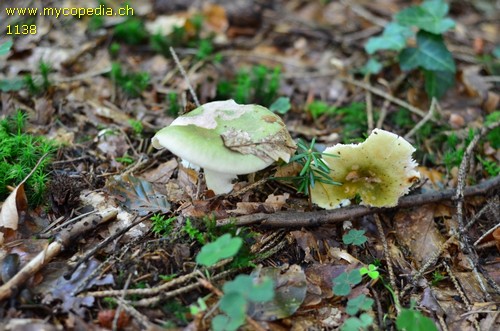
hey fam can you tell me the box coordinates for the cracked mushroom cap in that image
[152,100,296,194]
[311,129,420,209]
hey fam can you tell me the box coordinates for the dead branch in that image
[0,209,117,302]
[218,175,500,228]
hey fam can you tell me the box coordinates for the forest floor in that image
[0,0,499,330]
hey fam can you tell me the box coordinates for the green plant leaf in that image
[395,0,455,34]
[493,45,500,59]
[365,23,413,54]
[0,40,13,56]
[359,264,380,280]
[424,70,455,98]
[399,31,455,73]
[396,308,438,331]
[195,234,243,267]
[219,292,247,321]
[341,313,374,331]
[222,274,275,302]
[0,78,25,92]
[269,97,291,114]
[347,269,362,285]
[361,58,383,74]
[343,229,367,246]
[333,269,362,296]
[346,294,374,315]
[211,313,243,331]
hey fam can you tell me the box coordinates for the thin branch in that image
[169,47,200,108]
[404,98,439,140]
[217,176,500,228]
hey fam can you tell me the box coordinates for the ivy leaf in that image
[365,23,413,54]
[195,233,242,267]
[395,0,455,34]
[343,229,367,246]
[424,70,455,99]
[399,31,455,73]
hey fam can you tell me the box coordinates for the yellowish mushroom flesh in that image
[311,129,420,209]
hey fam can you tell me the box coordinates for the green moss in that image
[0,110,57,206]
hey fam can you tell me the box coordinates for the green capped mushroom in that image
[152,100,296,194]
[311,129,420,209]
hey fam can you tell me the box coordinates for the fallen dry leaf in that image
[0,184,28,245]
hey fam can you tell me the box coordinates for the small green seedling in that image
[341,313,374,331]
[346,294,375,316]
[332,269,363,296]
[282,138,340,196]
[360,264,380,280]
[183,218,205,244]
[212,274,274,331]
[150,214,176,237]
[0,40,13,56]
[189,297,208,315]
[196,233,243,267]
[110,62,150,98]
[396,305,438,331]
[217,65,281,106]
[343,229,368,246]
[431,270,446,286]
[0,110,56,206]
[269,96,291,115]
[113,18,148,45]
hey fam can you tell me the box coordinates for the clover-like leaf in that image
[343,229,368,246]
[333,269,362,296]
[346,294,375,316]
[360,264,380,280]
[223,274,275,302]
[195,233,242,267]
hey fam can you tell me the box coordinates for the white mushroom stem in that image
[204,169,238,194]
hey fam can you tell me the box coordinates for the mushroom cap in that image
[311,129,420,209]
[152,100,296,175]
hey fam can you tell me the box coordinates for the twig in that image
[113,273,132,331]
[454,120,500,231]
[115,297,157,330]
[0,209,117,301]
[169,47,200,108]
[365,75,374,131]
[337,76,428,117]
[65,214,147,280]
[218,176,500,228]
[374,214,400,313]
[404,98,439,140]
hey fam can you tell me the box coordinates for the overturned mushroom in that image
[311,129,420,209]
[152,100,296,194]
